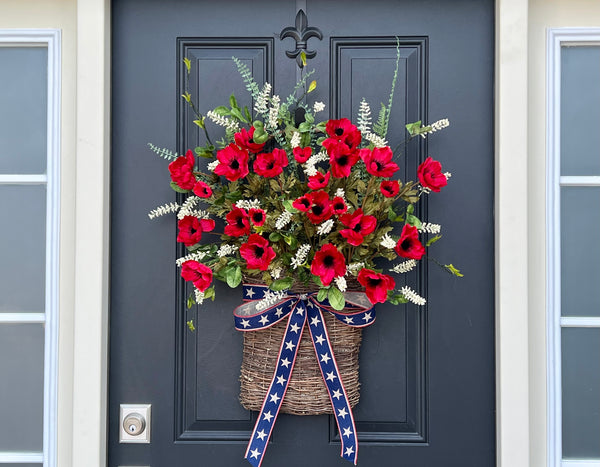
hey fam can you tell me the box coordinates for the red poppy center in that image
[254,246,264,258]
[312,205,324,216]
[400,239,412,250]
[335,128,344,136]
[337,154,349,166]
[353,223,362,232]
[252,212,264,223]
[334,202,344,210]
[267,161,275,170]
[236,217,245,228]
[323,255,334,267]
[368,277,382,287]
[230,160,240,170]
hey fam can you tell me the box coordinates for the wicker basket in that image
[239,279,363,415]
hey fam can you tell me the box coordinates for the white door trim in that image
[74,0,531,466]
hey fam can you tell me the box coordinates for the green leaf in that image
[300,50,307,67]
[183,57,191,74]
[204,286,215,300]
[229,94,239,110]
[212,106,231,116]
[405,120,422,136]
[304,112,314,124]
[170,181,190,193]
[298,122,311,133]
[307,80,317,93]
[312,275,324,287]
[244,106,252,122]
[328,286,345,311]
[315,122,327,133]
[406,214,422,229]
[282,199,299,213]
[388,292,409,305]
[317,287,328,302]
[445,264,464,277]
[186,320,196,332]
[230,107,245,122]
[226,266,242,288]
[186,243,203,252]
[270,277,294,291]
[406,204,414,215]
[283,235,298,249]
[181,92,191,103]
[193,118,205,129]
[269,232,282,242]
[426,235,442,247]
[187,293,195,309]
[388,206,403,222]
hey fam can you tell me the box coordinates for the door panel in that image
[110,1,494,466]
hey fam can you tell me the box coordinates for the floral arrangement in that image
[149,52,461,322]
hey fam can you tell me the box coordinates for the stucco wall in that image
[528,2,600,466]
[0,1,77,466]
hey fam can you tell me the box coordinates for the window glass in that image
[561,328,600,458]
[0,324,44,451]
[0,47,47,174]
[561,46,600,176]
[0,185,46,313]
[560,186,600,316]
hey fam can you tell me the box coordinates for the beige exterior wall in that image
[528,2,600,466]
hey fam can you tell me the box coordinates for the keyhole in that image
[129,424,137,433]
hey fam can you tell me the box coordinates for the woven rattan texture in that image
[239,278,363,415]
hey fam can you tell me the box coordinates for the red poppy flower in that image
[214,144,250,181]
[322,118,361,153]
[234,127,265,153]
[254,148,289,178]
[359,146,399,178]
[332,196,347,215]
[329,145,360,178]
[239,234,276,271]
[293,146,312,163]
[395,224,425,260]
[168,149,196,190]
[305,190,333,224]
[177,216,215,247]
[224,206,251,237]
[307,171,330,190]
[357,268,396,304]
[293,194,311,212]
[380,180,400,198]
[181,260,213,292]
[417,157,447,192]
[339,208,377,246]
[249,208,266,227]
[311,243,347,286]
[193,180,212,198]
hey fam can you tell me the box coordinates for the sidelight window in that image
[0,30,60,467]
[548,29,600,467]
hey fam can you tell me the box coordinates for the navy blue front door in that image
[109,1,495,466]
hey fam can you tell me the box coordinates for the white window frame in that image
[547,27,600,467]
[0,29,61,467]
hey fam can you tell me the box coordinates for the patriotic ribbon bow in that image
[234,283,376,467]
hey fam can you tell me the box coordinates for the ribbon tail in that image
[244,300,307,467]
[306,300,359,465]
